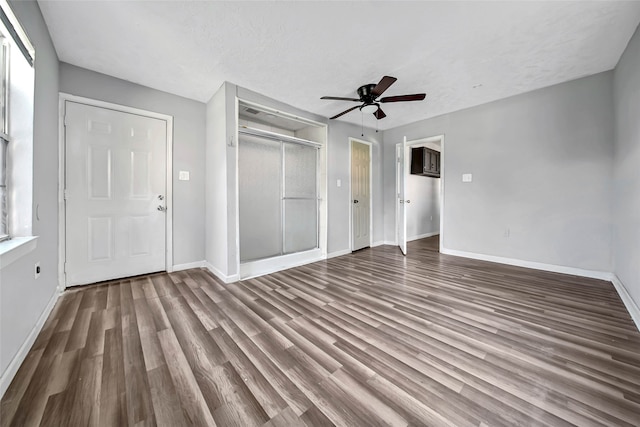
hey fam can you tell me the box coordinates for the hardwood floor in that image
[2,236,640,426]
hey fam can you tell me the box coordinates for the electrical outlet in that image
[35,262,41,279]
[430,215,433,221]
[504,228,510,238]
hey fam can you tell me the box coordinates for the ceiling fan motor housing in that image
[357,84,378,104]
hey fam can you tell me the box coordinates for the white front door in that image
[397,138,408,255]
[351,140,370,251]
[64,101,167,286]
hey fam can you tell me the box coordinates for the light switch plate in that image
[462,173,473,182]
[337,179,342,187]
[179,171,190,181]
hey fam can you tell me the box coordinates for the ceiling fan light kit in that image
[321,75,426,120]
[360,104,379,114]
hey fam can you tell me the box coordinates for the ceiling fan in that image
[321,76,426,120]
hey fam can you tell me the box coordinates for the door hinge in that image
[63,189,69,200]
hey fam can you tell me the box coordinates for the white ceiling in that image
[38,1,640,130]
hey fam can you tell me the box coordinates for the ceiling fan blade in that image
[380,93,426,103]
[371,76,397,97]
[330,105,360,119]
[374,107,386,120]
[321,96,360,102]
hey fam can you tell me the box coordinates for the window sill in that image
[0,236,38,270]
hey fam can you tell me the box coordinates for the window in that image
[0,0,35,243]
[0,35,8,241]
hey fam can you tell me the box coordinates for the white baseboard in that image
[383,240,397,246]
[172,260,205,271]
[610,274,640,332]
[239,249,322,281]
[372,241,385,247]
[327,249,351,259]
[408,231,439,242]
[0,288,60,399]
[440,248,612,281]
[204,262,239,284]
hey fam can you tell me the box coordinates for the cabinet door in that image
[411,147,424,175]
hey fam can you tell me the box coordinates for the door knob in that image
[158,195,164,200]
[353,200,359,204]
[157,205,166,212]
[406,200,411,204]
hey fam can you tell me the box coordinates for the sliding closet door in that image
[238,134,282,262]
[283,142,318,254]
[239,132,320,263]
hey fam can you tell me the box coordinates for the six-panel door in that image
[64,101,167,286]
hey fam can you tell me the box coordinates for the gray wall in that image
[383,72,614,272]
[613,25,640,307]
[59,63,206,266]
[327,121,384,253]
[1,0,59,389]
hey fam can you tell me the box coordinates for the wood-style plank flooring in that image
[2,236,640,426]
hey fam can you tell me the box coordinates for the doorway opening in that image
[396,135,444,255]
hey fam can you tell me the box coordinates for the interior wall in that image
[327,121,383,254]
[383,72,614,272]
[1,0,59,394]
[58,63,206,267]
[406,143,441,240]
[205,83,227,276]
[612,24,640,308]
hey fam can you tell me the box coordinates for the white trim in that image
[349,138,373,251]
[441,248,611,280]
[239,249,323,280]
[0,288,59,399]
[0,236,37,269]
[204,261,239,284]
[57,93,174,288]
[408,231,439,242]
[372,240,385,247]
[610,274,640,332]
[172,260,205,272]
[327,249,351,259]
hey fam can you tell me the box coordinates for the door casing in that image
[57,93,174,291]
[349,138,373,251]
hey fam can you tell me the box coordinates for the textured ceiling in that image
[38,1,640,130]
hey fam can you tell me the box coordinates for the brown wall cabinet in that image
[411,147,441,177]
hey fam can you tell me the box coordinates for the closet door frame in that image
[235,98,328,280]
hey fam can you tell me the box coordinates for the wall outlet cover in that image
[462,173,473,182]
[179,171,190,181]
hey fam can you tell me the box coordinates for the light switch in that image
[462,173,473,183]
[179,171,190,181]
[337,179,342,187]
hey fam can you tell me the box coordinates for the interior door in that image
[397,138,408,255]
[64,101,167,286]
[351,141,370,251]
